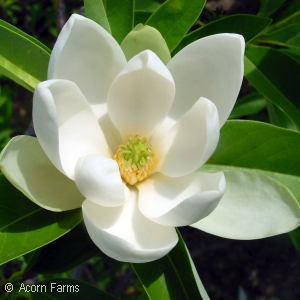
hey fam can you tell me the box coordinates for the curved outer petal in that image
[167,33,245,127]
[82,188,178,263]
[48,14,127,119]
[74,155,130,207]
[0,136,84,211]
[33,79,112,180]
[151,97,219,177]
[137,172,226,226]
[107,50,175,140]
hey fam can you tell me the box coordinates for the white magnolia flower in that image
[0,15,245,263]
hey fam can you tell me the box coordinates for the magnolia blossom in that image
[0,15,244,263]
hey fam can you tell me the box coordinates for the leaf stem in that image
[196,19,205,27]
[265,10,300,33]
[255,39,300,50]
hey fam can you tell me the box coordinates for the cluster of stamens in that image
[114,135,154,185]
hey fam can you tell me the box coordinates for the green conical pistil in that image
[118,135,154,168]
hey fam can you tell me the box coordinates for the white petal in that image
[74,155,129,207]
[98,112,123,154]
[0,136,84,211]
[138,172,225,226]
[48,14,126,119]
[192,171,300,239]
[33,80,112,180]
[167,33,245,127]
[151,97,219,177]
[107,50,175,140]
[82,188,178,263]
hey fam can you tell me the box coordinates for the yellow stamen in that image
[114,135,154,185]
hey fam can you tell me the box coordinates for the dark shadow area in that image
[180,226,300,300]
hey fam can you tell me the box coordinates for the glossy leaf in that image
[186,248,209,300]
[289,227,300,252]
[279,48,300,64]
[105,0,134,44]
[266,101,297,131]
[135,0,160,12]
[0,20,50,91]
[266,9,300,34]
[134,11,152,26]
[244,46,300,129]
[207,120,300,176]
[146,0,206,52]
[229,93,266,119]
[0,57,37,92]
[287,34,300,46]
[259,0,286,17]
[30,279,120,300]
[173,15,271,55]
[266,24,300,42]
[192,120,300,239]
[0,175,82,265]
[270,0,300,23]
[132,230,207,300]
[0,19,50,54]
[256,32,300,63]
[24,222,100,274]
[0,291,9,300]
[84,0,111,33]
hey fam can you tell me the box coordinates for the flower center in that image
[114,135,154,185]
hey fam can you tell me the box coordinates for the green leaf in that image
[134,11,152,26]
[191,120,300,239]
[185,248,209,300]
[0,175,82,265]
[0,291,9,300]
[84,0,111,33]
[0,20,50,91]
[266,9,300,34]
[146,0,206,52]
[135,0,160,12]
[229,92,266,119]
[173,15,271,55]
[24,222,100,274]
[132,230,207,300]
[208,120,300,177]
[266,24,300,43]
[257,32,300,62]
[259,0,286,17]
[266,101,297,131]
[0,20,51,55]
[0,57,38,92]
[105,0,134,44]
[287,34,300,46]
[279,48,300,64]
[29,279,120,300]
[270,0,300,23]
[289,227,300,252]
[244,46,300,129]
